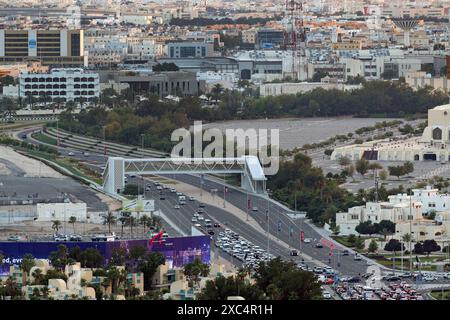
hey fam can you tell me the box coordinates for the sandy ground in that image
[0,145,64,178]
[0,162,11,175]
[95,191,122,211]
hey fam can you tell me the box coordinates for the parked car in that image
[303,238,311,243]
[315,243,323,248]
[290,249,298,256]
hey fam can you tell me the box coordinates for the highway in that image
[18,127,372,276]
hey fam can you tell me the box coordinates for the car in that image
[385,276,401,282]
[342,250,349,256]
[214,223,221,228]
[189,196,195,201]
[145,187,150,191]
[69,235,82,241]
[208,230,215,236]
[83,152,90,156]
[199,203,205,208]
[290,249,298,256]
[176,192,183,196]
[322,292,332,299]
[68,152,75,156]
[354,254,362,261]
[191,217,198,222]
[198,215,205,221]
[156,186,162,190]
[194,223,202,228]
[347,277,361,283]
[179,200,186,205]
[324,278,334,285]
[160,196,165,200]
[7,235,20,241]
[315,243,323,248]
[174,205,180,209]
[252,206,258,212]
[303,238,311,243]
[170,188,176,193]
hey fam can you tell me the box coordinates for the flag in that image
[300,230,305,242]
[247,199,251,209]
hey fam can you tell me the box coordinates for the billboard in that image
[0,235,210,275]
[122,198,155,212]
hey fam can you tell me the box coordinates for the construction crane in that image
[284,0,306,79]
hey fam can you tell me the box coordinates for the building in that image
[336,193,422,236]
[259,79,361,97]
[166,41,213,58]
[256,29,285,49]
[0,29,84,67]
[19,68,100,104]
[114,71,202,97]
[331,104,450,162]
[36,202,87,222]
[395,211,450,242]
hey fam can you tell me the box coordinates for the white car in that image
[68,152,75,156]
[170,188,176,193]
[176,192,183,196]
[191,217,198,222]
[156,186,162,190]
[198,215,205,221]
[322,292,332,300]
[303,238,311,243]
[194,223,202,228]
[174,205,180,209]
[83,152,90,156]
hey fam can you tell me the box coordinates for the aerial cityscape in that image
[1,0,450,304]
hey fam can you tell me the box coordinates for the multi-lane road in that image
[19,127,374,277]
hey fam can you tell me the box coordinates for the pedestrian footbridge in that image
[103,156,267,196]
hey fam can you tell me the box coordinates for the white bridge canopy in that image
[103,156,267,195]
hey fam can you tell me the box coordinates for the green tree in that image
[138,252,166,291]
[388,165,405,180]
[384,239,404,256]
[102,212,117,234]
[403,161,414,176]
[368,239,378,254]
[355,158,369,176]
[355,221,377,235]
[32,268,45,285]
[20,254,35,286]
[379,170,388,180]
[80,248,104,268]
[51,220,62,233]
[183,257,210,288]
[68,216,77,234]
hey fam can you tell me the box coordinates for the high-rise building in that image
[0,29,84,67]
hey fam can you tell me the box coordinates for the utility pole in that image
[267,189,271,255]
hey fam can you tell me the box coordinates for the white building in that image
[336,194,422,236]
[36,202,87,222]
[19,68,100,104]
[331,104,450,163]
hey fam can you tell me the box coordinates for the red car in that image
[325,278,334,285]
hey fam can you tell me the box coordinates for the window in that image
[433,127,442,140]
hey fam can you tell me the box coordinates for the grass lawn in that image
[331,236,356,248]
[431,290,450,300]
[32,132,57,145]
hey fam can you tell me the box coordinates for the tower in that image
[392,18,419,48]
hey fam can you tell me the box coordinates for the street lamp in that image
[266,189,271,255]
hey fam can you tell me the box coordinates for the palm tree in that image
[20,254,35,286]
[183,257,210,289]
[151,216,162,230]
[32,268,45,285]
[51,220,62,234]
[210,83,223,103]
[118,215,128,237]
[102,212,117,234]
[402,233,413,272]
[68,216,77,234]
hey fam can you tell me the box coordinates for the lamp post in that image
[266,189,271,255]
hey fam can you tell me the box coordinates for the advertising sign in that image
[122,199,154,212]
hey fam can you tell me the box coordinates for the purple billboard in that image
[0,235,211,275]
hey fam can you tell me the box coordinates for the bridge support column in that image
[104,157,125,195]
